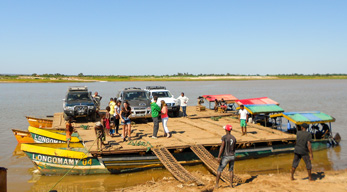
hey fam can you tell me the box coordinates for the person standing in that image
[177,92,189,117]
[238,105,248,135]
[94,121,105,152]
[114,100,121,135]
[65,117,74,149]
[151,96,161,139]
[161,100,171,138]
[120,101,132,142]
[105,106,111,136]
[93,92,102,113]
[109,98,116,117]
[291,123,314,181]
[215,124,237,188]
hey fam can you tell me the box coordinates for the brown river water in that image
[0,80,346,191]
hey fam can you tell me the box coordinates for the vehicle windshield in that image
[124,91,149,100]
[152,91,172,98]
[67,92,90,101]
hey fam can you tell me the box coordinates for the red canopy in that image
[202,94,238,103]
[235,97,279,105]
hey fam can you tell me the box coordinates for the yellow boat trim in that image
[28,126,80,142]
[236,107,254,114]
[21,143,88,159]
[269,113,283,118]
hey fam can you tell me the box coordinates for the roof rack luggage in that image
[68,86,88,92]
[146,86,166,90]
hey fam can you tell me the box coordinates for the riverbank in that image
[115,169,347,192]
[1,75,347,83]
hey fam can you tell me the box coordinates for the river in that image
[0,80,346,191]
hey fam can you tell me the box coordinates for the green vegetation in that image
[0,73,346,83]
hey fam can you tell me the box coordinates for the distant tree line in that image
[1,73,347,77]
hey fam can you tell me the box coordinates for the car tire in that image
[89,113,96,122]
[63,113,69,121]
[174,110,180,117]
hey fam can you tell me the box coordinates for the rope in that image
[80,125,89,130]
[48,138,98,191]
[128,140,153,152]
[211,116,222,121]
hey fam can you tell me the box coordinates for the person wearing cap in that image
[177,92,189,117]
[238,105,248,135]
[291,123,313,181]
[215,124,237,188]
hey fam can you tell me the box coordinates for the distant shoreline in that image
[1,75,347,83]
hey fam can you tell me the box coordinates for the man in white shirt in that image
[177,92,189,117]
[238,105,248,135]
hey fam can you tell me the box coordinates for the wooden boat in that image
[236,104,285,127]
[28,126,81,143]
[270,111,339,145]
[21,143,109,175]
[26,116,53,128]
[12,129,35,143]
[99,139,332,174]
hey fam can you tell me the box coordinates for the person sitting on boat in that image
[215,124,237,188]
[94,121,105,152]
[220,98,227,112]
[316,123,330,139]
[65,117,74,150]
[287,121,296,134]
[291,123,313,181]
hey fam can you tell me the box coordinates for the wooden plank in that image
[51,106,296,155]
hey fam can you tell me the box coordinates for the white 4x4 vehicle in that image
[145,86,180,117]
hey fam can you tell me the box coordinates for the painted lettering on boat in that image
[33,134,65,143]
[32,154,80,165]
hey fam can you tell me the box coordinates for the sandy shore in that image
[114,169,347,192]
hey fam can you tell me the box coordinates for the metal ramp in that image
[190,145,243,184]
[152,147,204,186]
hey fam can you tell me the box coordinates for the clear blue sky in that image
[0,0,346,75]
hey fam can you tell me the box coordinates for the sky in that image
[0,0,346,75]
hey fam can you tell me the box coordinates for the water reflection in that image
[12,144,25,157]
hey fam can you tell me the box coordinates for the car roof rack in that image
[146,86,166,90]
[68,86,88,91]
[124,87,142,90]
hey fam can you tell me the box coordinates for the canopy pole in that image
[329,122,332,136]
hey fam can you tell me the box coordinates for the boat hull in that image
[12,129,35,143]
[21,143,109,175]
[28,126,80,143]
[25,152,109,175]
[101,139,330,173]
[26,116,53,128]
[21,139,331,175]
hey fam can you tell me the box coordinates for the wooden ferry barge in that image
[21,106,337,177]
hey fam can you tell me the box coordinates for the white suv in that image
[145,86,180,117]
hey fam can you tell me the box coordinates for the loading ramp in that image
[190,144,244,185]
[152,147,204,186]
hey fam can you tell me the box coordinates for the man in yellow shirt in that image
[109,98,116,116]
